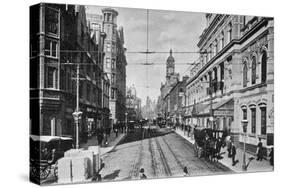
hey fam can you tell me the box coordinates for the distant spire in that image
[170,49,173,56]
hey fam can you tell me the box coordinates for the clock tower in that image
[166,49,175,79]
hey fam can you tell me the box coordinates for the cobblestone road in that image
[100,126,231,181]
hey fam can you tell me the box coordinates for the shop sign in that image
[214,110,233,116]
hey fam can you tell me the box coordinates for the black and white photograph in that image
[29,2,274,185]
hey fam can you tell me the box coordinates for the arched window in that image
[261,50,267,83]
[251,56,256,84]
[210,44,214,58]
[215,39,218,55]
[243,62,248,87]
[221,31,224,49]
[227,23,232,43]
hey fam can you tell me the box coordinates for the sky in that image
[86,5,206,105]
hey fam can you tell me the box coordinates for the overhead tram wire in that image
[145,9,150,91]
[31,49,274,54]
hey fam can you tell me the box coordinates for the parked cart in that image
[30,135,73,183]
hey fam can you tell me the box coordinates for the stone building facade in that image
[101,8,127,125]
[184,14,274,154]
[30,4,106,144]
[116,27,127,124]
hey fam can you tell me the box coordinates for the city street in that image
[29,3,274,185]
[100,125,231,181]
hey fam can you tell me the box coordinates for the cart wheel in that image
[54,164,58,179]
[40,166,51,180]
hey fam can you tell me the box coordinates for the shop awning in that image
[213,98,234,110]
[213,98,234,117]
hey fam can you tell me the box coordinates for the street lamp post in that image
[125,112,128,133]
[241,119,248,171]
[71,63,83,149]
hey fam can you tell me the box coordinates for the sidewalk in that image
[174,128,273,173]
[80,132,126,157]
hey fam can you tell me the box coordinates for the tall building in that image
[102,8,119,125]
[116,27,127,123]
[158,49,179,120]
[86,13,110,130]
[101,8,127,125]
[141,96,156,120]
[30,3,106,144]
[184,14,274,154]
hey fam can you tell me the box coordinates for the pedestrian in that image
[139,168,147,179]
[269,147,274,166]
[227,139,233,158]
[97,129,104,146]
[231,144,237,166]
[114,124,118,138]
[183,166,189,176]
[256,138,263,161]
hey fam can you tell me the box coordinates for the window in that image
[106,58,110,68]
[215,39,218,55]
[45,40,51,56]
[210,44,213,58]
[111,73,115,85]
[261,107,267,135]
[106,43,111,52]
[251,56,257,84]
[111,88,115,99]
[251,108,256,134]
[111,59,116,69]
[107,13,111,22]
[243,62,248,87]
[227,23,232,43]
[242,108,247,133]
[220,63,224,81]
[221,31,224,49]
[51,41,57,57]
[45,39,57,57]
[261,50,267,83]
[45,7,59,35]
[47,67,57,89]
[242,108,247,120]
[207,49,211,62]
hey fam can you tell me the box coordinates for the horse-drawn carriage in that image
[30,135,73,183]
[193,127,227,161]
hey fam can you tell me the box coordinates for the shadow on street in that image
[117,127,173,146]
[103,169,121,180]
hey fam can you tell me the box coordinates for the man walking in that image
[256,138,263,161]
[97,129,104,146]
[231,144,237,166]
[114,123,118,138]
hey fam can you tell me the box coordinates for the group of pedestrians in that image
[226,137,274,167]
[226,138,238,166]
[95,122,126,147]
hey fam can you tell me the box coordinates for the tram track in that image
[151,128,172,177]
[148,129,157,176]
[128,129,145,179]
[159,135,186,173]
